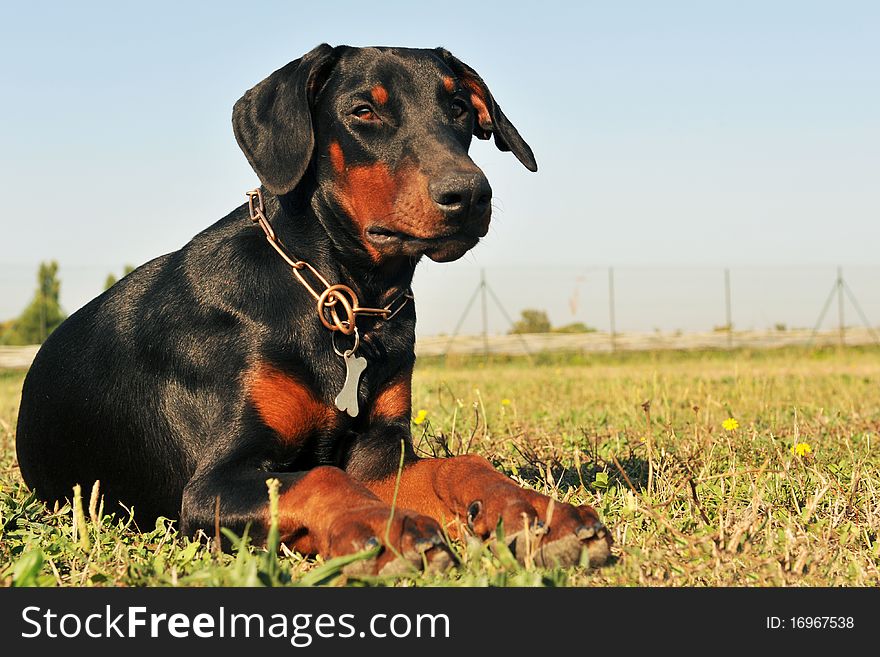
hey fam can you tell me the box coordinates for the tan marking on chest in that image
[370,372,412,421]
[249,366,336,445]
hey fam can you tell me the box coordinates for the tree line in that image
[0,262,132,346]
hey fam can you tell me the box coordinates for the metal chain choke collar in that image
[246,188,413,337]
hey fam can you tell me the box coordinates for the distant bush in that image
[509,310,596,335]
[551,322,597,334]
[509,309,551,334]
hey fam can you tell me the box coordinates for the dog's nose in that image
[429,172,492,223]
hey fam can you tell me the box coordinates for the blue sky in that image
[1,1,879,330]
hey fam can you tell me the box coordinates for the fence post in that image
[480,268,489,359]
[837,266,845,347]
[725,268,732,349]
[608,267,617,352]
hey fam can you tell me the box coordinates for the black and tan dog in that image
[16,44,610,573]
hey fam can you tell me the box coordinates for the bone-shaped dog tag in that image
[335,351,367,417]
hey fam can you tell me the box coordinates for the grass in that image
[2,346,879,587]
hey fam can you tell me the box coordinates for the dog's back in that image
[15,213,252,522]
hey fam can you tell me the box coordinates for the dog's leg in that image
[363,455,611,567]
[351,371,611,567]
[180,465,453,574]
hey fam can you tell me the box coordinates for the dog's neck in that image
[268,187,418,309]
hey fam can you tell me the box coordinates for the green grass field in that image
[2,346,879,587]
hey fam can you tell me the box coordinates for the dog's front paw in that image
[527,502,611,568]
[329,505,456,576]
[466,491,611,568]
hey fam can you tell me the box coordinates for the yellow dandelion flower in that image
[722,417,739,431]
[501,398,511,406]
[791,442,813,457]
[412,409,428,425]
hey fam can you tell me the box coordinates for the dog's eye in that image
[352,105,378,121]
[451,99,469,119]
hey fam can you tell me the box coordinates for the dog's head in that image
[233,44,536,264]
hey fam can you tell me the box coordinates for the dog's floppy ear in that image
[233,44,340,195]
[435,48,537,172]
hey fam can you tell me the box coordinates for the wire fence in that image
[411,263,880,347]
[1,263,878,361]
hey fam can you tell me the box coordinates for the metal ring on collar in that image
[332,327,360,357]
[317,284,358,335]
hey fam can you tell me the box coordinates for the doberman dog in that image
[16,44,610,574]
